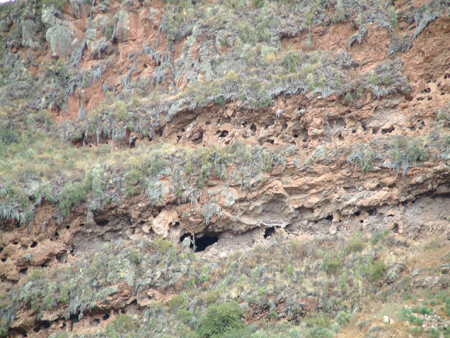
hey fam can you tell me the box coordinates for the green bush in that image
[106,314,139,336]
[412,306,431,315]
[0,126,18,145]
[196,302,243,338]
[369,260,386,282]
[326,259,340,275]
[371,230,388,245]
[308,327,334,338]
[408,314,423,326]
[177,308,194,325]
[426,328,439,338]
[0,328,8,338]
[168,294,185,309]
[59,181,89,217]
[335,311,351,325]
[348,238,365,252]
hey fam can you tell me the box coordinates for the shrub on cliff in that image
[370,260,386,282]
[196,301,243,338]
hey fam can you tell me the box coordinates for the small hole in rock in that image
[264,227,275,238]
[96,219,109,226]
[56,252,67,263]
[80,223,85,227]
[1,258,6,262]
[181,128,185,132]
[69,314,79,330]
[359,220,364,223]
[51,232,59,241]
[103,313,110,321]
[93,319,101,327]
[381,127,394,134]
[30,241,38,248]
[250,123,257,133]
[19,268,27,275]
[121,309,126,314]
[265,120,274,129]
[13,241,18,245]
[266,139,274,145]
[293,134,299,138]
[66,225,70,230]
[368,209,377,216]
[392,223,399,233]
[338,133,344,141]
[325,215,333,221]
[372,128,379,134]
[282,123,288,131]
[354,211,360,217]
[217,130,228,137]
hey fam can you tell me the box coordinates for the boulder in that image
[46,24,74,56]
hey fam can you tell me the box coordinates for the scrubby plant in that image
[348,237,365,252]
[370,260,386,282]
[325,259,340,275]
[196,302,244,338]
[336,311,351,325]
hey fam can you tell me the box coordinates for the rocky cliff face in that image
[1,0,450,337]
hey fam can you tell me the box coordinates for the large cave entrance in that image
[180,234,219,252]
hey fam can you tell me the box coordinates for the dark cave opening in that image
[264,227,275,238]
[33,321,50,332]
[195,235,219,251]
[179,234,219,252]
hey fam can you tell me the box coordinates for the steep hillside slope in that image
[0,0,450,337]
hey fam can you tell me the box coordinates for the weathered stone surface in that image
[152,209,180,238]
[46,24,74,56]
[115,10,130,42]
[21,20,40,49]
